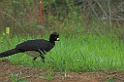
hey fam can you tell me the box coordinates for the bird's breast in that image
[25,51,40,58]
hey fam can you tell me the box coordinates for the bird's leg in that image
[32,57,37,66]
[40,55,45,63]
[33,57,37,61]
[38,49,45,63]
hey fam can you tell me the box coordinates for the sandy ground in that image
[0,60,124,82]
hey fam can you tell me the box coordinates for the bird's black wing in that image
[16,39,54,52]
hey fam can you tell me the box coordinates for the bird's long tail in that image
[0,49,22,57]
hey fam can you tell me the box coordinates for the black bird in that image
[0,32,59,62]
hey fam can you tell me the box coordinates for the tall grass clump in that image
[45,34,124,72]
[0,33,124,72]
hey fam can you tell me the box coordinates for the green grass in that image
[0,33,124,72]
[9,72,30,82]
[39,69,57,81]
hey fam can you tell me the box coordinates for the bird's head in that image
[49,32,59,42]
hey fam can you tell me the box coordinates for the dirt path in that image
[0,60,124,82]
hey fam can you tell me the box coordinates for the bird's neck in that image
[49,40,55,45]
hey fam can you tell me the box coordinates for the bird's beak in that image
[56,38,60,41]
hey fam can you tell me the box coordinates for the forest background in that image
[0,0,124,41]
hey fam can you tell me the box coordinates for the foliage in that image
[0,0,123,40]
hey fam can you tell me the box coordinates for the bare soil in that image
[0,60,124,82]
